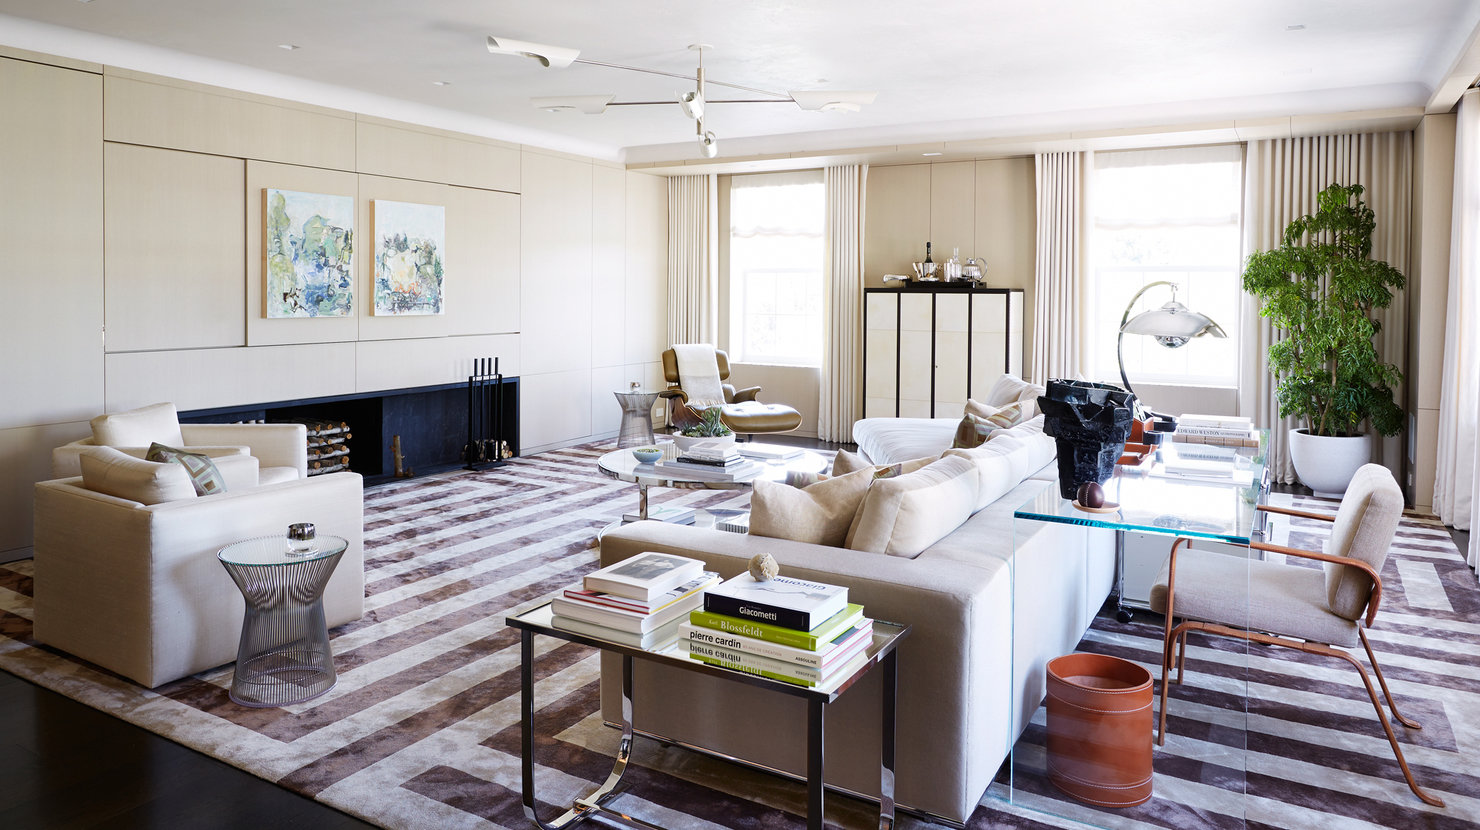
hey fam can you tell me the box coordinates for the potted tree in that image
[1241,183,1404,496]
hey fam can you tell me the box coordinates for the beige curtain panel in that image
[1240,132,1412,485]
[667,174,717,346]
[818,164,868,443]
[1032,151,1091,384]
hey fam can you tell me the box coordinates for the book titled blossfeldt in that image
[701,572,848,632]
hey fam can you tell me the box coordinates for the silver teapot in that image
[961,257,986,283]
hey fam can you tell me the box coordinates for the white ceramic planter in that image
[672,433,735,455]
[1288,428,1372,498]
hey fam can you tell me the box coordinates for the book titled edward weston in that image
[702,573,849,632]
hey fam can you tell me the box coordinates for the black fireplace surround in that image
[180,379,519,486]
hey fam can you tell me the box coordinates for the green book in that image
[688,603,865,651]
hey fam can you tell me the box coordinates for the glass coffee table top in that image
[596,444,829,489]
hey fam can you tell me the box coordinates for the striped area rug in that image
[0,446,1476,829]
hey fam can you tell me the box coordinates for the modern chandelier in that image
[486,37,876,158]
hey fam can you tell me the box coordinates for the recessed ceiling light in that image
[922,152,943,157]
[1285,24,1306,31]
[433,81,451,86]
[278,43,299,51]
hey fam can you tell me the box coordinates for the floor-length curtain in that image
[1032,152,1091,383]
[1240,133,1412,485]
[1435,89,1480,577]
[818,164,867,442]
[667,174,717,345]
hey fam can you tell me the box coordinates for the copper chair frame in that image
[1156,503,1445,808]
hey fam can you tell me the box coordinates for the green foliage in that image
[681,405,733,437]
[1241,183,1404,437]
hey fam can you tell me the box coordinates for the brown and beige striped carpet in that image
[0,444,1476,829]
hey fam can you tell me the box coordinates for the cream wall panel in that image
[624,172,668,366]
[975,158,1037,365]
[590,365,626,438]
[521,370,594,450]
[448,186,520,337]
[104,74,355,170]
[105,343,357,413]
[356,334,520,392]
[592,166,627,368]
[245,161,361,346]
[1414,407,1439,513]
[929,161,976,264]
[521,152,594,375]
[864,164,930,285]
[104,143,245,352]
[0,421,90,556]
[356,119,519,192]
[0,58,103,429]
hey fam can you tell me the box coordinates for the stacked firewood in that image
[300,419,351,476]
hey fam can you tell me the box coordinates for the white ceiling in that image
[2,0,1479,163]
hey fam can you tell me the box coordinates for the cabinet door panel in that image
[865,328,898,400]
[936,330,969,408]
[899,330,933,406]
[900,293,932,332]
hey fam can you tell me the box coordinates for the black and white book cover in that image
[703,572,848,632]
[583,552,705,601]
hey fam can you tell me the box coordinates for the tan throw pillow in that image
[749,468,876,546]
[845,455,979,558]
[831,448,940,478]
[146,442,228,496]
[964,398,998,420]
[79,446,198,505]
[951,401,1033,449]
[90,402,185,448]
[984,374,1045,408]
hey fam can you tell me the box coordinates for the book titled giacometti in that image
[701,572,849,632]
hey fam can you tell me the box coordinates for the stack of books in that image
[552,552,718,648]
[681,572,873,687]
[1171,414,1259,448]
[655,446,760,481]
[735,443,804,461]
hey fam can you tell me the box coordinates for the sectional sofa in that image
[597,412,1115,824]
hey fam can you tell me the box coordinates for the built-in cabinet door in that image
[970,292,1010,396]
[898,293,934,418]
[864,292,899,418]
[934,294,970,416]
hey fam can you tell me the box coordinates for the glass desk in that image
[507,602,909,830]
[1002,456,1269,827]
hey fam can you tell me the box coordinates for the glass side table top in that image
[218,534,349,566]
[508,600,909,702]
[1014,458,1269,544]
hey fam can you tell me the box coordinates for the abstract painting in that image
[372,200,445,316]
[264,189,354,318]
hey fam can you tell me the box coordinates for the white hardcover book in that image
[551,590,705,634]
[582,552,704,601]
[736,443,804,460]
[679,620,872,669]
[551,615,684,649]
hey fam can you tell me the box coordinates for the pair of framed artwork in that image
[264,188,445,319]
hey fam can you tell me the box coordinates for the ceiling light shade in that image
[699,131,718,158]
[486,35,579,68]
[678,90,705,120]
[789,90,877,112]
[530,95,615,114]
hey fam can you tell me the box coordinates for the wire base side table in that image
[218,535,347,707]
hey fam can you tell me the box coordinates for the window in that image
[1087,146,1243,387]
[727,170,825,366]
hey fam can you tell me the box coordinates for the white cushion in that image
[78,446,197,505]
[852,417,958,465]
[90,402,185,448]
[984,374,1045,409]
[749,468,875,547]
[845,455,979,558]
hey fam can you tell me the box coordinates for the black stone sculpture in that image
[1038,380,1136,499]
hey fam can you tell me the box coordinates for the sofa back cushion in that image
[984,374,1046,408]
[79,446,197,505]
[90,402,185,448]
[944,417,1056,511]
[750,468,876,546]
[845,455,979,558]
[831,448,939,478]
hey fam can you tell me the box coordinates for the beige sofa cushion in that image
[984,374,1046,409]
[750,468,876,546]
[845,455,979,558]
[91,402,186,448]
[831,448,939,478]
[79,446,197,505]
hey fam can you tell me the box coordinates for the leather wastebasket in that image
[1045,652,1154,807]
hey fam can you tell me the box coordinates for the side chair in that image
[1150,463,1444,807]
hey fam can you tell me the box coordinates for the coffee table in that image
[507,601,908,830]
[596,444,829,525]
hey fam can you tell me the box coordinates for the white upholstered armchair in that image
[52,402,308,482]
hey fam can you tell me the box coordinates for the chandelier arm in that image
[605,99,795,107]
[569,58,789,99]
[1119,280,1178,332]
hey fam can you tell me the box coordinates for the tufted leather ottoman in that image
[719,401,802,435]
